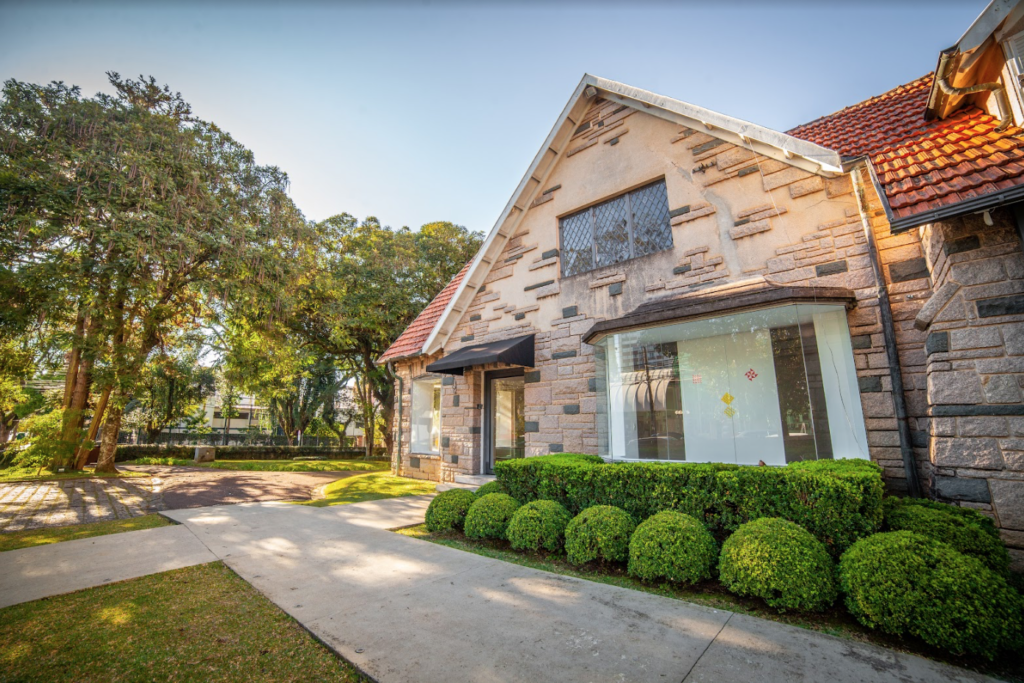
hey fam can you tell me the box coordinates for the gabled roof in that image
[378,262,470,363]
[789,74,1024,230]
[413,74,844,360]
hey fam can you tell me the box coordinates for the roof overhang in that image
[582,286,857,345]
[421,74,845,357]
[424,334,535,376]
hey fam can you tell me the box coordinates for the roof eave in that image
[889,182,1024,233]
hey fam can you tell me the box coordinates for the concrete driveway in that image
[120,465,354,509]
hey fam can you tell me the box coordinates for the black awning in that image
[425,334,535,375]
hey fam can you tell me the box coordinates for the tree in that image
[1,73,311,471]
[131,350,216,444]
[288,216,481,458]
[322,384,360,447]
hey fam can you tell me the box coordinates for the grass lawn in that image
[127,457,389,473]
[398,524,1024,683]
[0,514,172,553]
[0,562,366,682]
[0,466,151,484]
[303,472,436,507]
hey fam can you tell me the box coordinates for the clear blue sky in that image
[0,1,987,234]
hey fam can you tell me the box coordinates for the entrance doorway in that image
[484,369,525,474]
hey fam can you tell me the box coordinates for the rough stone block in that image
[563,405,580,415]
[789,175,825,198]
[194,446,215,463]
[858,376,882,393]
[548,443,564,454]
[957,416,1008,437]
[983,375,1022,404]
[977,294,1024,318]
[950,326,1002,350]
[552,350,578,360]
[524,370,541,384]
[944,235,981,256]
[931,437,1004,469]
[815,260,848,277]
[951,259,1005,286]
[927,370,984,404]
[925,332,949,355]
[933,476,991,503]
[991,479,1024,530]
[889,258,929,283]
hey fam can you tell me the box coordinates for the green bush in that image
[719,517,837,612]
[464,493,521,540]
[839,531,1023,659]
[628,511,717,584]
[507,500,572,552]
[425,489,477,532]
[474,481,504,497]
[114,445,375,463]
[884,495,999,538]
[496,457,884,555]
[884,501,1010,575]
[564,505,636,565]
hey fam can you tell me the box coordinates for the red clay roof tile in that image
[378,261,472,363]
[788,74,1024,224]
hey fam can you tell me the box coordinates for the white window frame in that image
[410,376,442,455]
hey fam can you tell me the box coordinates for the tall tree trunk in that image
[62,310,87,409]
[74,386,110,469]
[95,402,122,474]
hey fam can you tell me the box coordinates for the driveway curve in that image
[119,465,355,510]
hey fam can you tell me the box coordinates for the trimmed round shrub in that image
[628,511,717,584]
[464,493,521,540]
[507,500,572,552]
[425,489,477,533]
[474,481,504,497]
[885,501,1010,575]
[840,531,1023,659]
[565,505,636,565]
[719,517,837,612]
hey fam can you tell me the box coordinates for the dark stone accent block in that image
[409,457,420,469]
[588,377,598,392]
[733,218,751,227]
[524,421,539,433]
[609,282,623,296]
[977,294,1024,318]
[563,404,580,415]
[889,257,929,283]
[563,305,578,318]
[736,166,759,177]
[441,437,450,449]
[691,138,726,155]
[442,376,455,386]
[934,476,991,503]
[552,350,577,360]
[851,335,872,349]
[461,334,475,342]
[943,235,981,256]
[669,206,691,218]
[450,455,458,465]
[514,312,526,321]
[609,137,620,146]
[525,280,555,292]
[549,443,564,453]
[470,426,481,435]
[926,331,948,355]
[469,314,481,322]
[453,395,460,407]
[816,260,848,277]
[673,265,691,275]
[524,371,541,384]
[542,184,561,195]
[505,254,523,263]
[911,430,929,449]
[858,376,882,393]
[575,122,590,135]
[478,286,486,293]
[932,404,1024,416]
[541,248,560,260]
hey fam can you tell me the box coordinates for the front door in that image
[484,369,525,474]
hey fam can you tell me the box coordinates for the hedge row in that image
[494,455,884,554]
[115,445,381,462]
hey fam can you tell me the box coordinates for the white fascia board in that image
[421,74,845,356]
[590,76,844,175]
[956,0,1018,53]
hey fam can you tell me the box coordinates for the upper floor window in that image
[559,179,673,278]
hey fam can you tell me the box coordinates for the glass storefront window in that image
[411,377,442,454]
[595,304,869,465]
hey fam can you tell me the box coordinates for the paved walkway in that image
[0,477,162,532]
[0,497,995,682]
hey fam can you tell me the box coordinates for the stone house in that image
[379,1,1024,567]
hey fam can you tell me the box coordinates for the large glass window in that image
[595,304,869,464]
[411,377,442,454]
[560,180,672,277]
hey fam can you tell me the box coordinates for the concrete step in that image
[436,474,496,493]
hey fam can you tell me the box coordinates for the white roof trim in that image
[955,0,1018,53]
[420,74,844,357]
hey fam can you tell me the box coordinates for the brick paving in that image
[0,478,163,532]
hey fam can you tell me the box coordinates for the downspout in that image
[387,361,403,475]
[934,49,1013,131]
[852,165,923,498]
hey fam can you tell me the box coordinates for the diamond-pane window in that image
[559,179,672,278]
